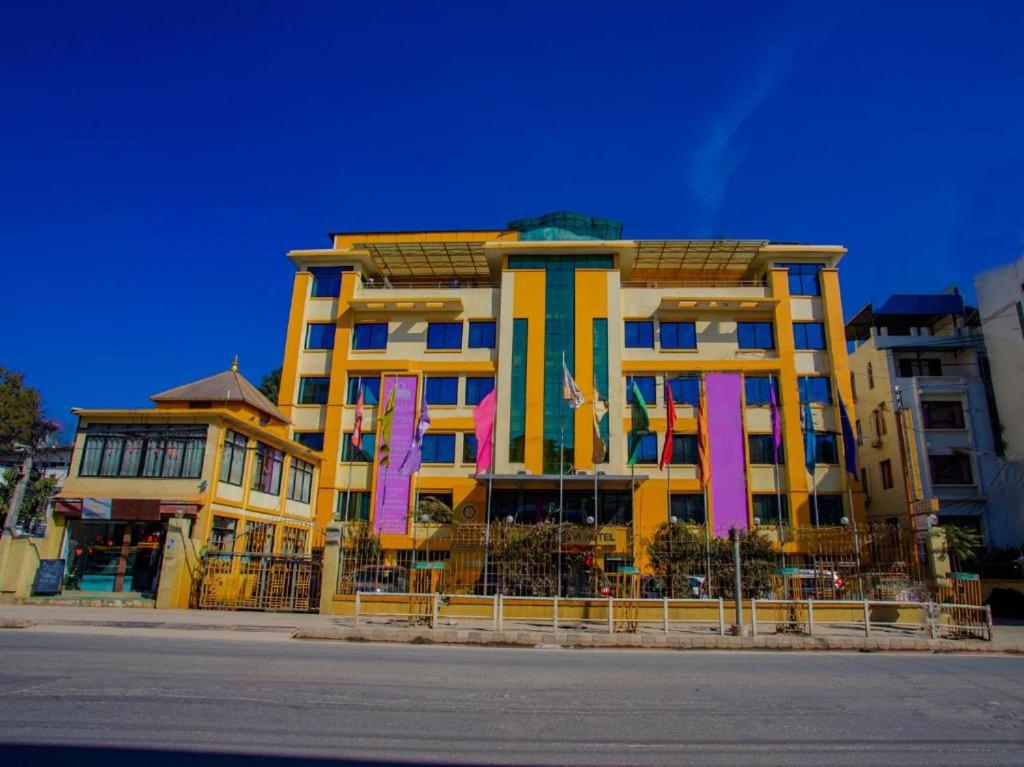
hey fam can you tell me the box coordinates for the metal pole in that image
[732,528,743,631]
[558,351,564,600]
[483,405,496,596]
[770,375,785,569]
[1,452,32,536]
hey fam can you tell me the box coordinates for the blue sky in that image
[2,1,1022,439]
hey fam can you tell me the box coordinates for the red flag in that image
[659,378,676,470]
[350,389,364,448]
[697,378,711,485]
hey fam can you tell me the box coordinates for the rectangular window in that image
[812,495,844,526]
[625,320,655,349]
[867,362,875,389]
[346,376,381,405]
[280,527,308,556]
[779,263,824,296]
[294,432,324,451]
[427,322,463,350]
[793,322,827,350]
[669,494,706,524]
[814,433,839,464]
[509,319,528,462]
[219,430,247,485]
[752,495,789,526]
[422,433,456,464]
[737,322,775,350]
[287,457,314,503]
[922,401,965,429]
[929,454,973,485]
[309,265,351,298]
[667,376,700,405]
[462,433,478,464]
[297,376,330,405]
[468,320,496,349]
[626,375,656,405]
[670,435,698,464]
[898,358,943,377]
[338,491,371,522]
[341,433,375,462]
[465,377,495,406]
[208,516,237,552]
[631,433,659,464]
[425,377,458,405]
[251,443,284,495]
[798,376,833,404]
[744,376,780,406]
[352,323,388,350]
[79,426,206,479]
[305,322,336,350]
[660,321,697,350]
[873,409,887,437]
[880,459,894,490]
[748,434,783,465]
[244,521,276,554]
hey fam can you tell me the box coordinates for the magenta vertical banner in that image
[707,372,748,537]
[373,375,417,534]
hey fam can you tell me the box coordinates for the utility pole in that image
[2,449,33,537]
[730,527,746,636]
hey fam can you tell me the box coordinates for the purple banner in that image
[707,372,748,537]
[373,375,418,534]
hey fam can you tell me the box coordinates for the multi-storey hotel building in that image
[278,212,864,574]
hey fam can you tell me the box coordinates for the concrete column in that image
[155,517,194,610]
[0,535,45,602]
[319,523,344,614]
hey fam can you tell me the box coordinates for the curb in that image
[291,626,1023,654]
[0,618,38,629]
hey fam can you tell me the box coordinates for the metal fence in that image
[195,551,323,612]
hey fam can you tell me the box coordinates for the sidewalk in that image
[2,603,1023,653]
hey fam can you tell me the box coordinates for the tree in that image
[941,524,984,572]
[0,469,57,533]
[0,366,55,452]
[258,367,282,404]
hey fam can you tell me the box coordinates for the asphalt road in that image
[0,631,1021,767]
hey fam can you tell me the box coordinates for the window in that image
[779,263,823,296]
[251,443,284,495]
[660,321,697,350]
[670,494,706,524]
[309,265,351,298]
[814,434,839,464]
[752,495,789,526]
[748,435,783,465]
[346,376,380,405]
[923,401,965,429]
[861,468,870,498]
[468,320,496,349]
[79,425,206,479]
[425,377,458,405]
[509,319,528,462]
[929,454,973,485]
[427,322,463,350]
[219,430,247,485]
[280,527,308,556]
[798,376,833,404]
[626,375,656,405]
[465,377,495,406]
[737,322,775,350]
[880,459,894,490]
[867,362,874,389]
[630,433,659,464]
[462,434,478,464]
[670,435,698,464]
[872,408,887,437]
[341,433,375,462]
[352,323,388,350]
[899,358,942,377]
[297,376,330,405]
[667,376,700,405]
[305,322,336,350]
[244,521,276,554]
[294,432,324,451]
[850,372,857,401]
[287,457,314,503]
[208,516,237,552]
[422,434,456,464]
[338,491,371,522]
[744,376,780,406]
[792,322,827,350]
[811,495,844,526]
[625,320,654,349]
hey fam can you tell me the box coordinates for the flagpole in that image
[701,375,711,596]
[558,354,565,599]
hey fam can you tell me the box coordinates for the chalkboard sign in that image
[33,559,65,595]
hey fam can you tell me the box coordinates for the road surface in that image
[1,630,1021,766]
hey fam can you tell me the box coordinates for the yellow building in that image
[20,362,322,608]
[278,212,865,589]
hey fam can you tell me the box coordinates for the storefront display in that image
[63,521,165,594]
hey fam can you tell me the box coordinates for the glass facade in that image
[63,521,164,593]
[509,319,528,462]
[670,494,706,524]
[593,319,609,460]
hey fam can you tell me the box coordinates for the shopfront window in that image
[63,520,165,594]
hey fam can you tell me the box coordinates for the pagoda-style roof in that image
[150,361,287,424]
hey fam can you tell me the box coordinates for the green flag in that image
[626,379,650,466]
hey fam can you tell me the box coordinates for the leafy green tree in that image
[0,366,55,452]
[0,468,57,531]
[258,367,282,404]
[941,524,984,571]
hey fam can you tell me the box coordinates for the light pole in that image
[1,444,33,537]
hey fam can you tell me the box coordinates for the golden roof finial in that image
[231,355,239,373]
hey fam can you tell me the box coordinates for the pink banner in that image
[373,376,417,534]
[707,372,748,537]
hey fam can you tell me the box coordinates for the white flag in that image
[561,353,584,410]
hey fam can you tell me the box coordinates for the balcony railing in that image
[360,279,499,290]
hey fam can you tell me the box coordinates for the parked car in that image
[352,565,408,594]
[783,568,844,599]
